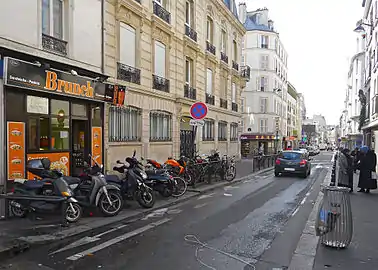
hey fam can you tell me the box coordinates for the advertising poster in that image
[27,152,70,180]
[91,127,102,166]
[7,122,26,180]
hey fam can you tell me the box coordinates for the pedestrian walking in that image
[341,148,354,192]
[356,146,377,193]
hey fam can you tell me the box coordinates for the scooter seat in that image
[146,169,166,176]
[22,180,45,190]
[105,174,123,183]
[62,176,81,185]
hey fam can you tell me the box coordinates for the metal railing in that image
[42,34,67,56]
[185,24,197,42]
[206,41,216,55]
[252,154,279,172]
[184,84,196,100]
[152,74,170,92]
[205,93,215,105]
[117,62,141,84]
[220,52,229,63]
[152,1,171,24]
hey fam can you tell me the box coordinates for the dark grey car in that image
[274,151,311,178]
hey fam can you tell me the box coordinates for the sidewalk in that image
[0,164,273,259]
[313,173,378,270]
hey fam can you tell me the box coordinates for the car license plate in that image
[284,168,295,171]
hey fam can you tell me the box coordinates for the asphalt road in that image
[0,152,334,270]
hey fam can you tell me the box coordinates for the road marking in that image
[197,192,215,200]
[316,165,323,169]
[291,207,300,217]
[194,203,208,209]
[223,193,232,197]
[167,209,182,215]
[224,185,239,190]
[300,197,307,205]
[66,218,171,261]
[50,224,127,255]
[141,208,168,220]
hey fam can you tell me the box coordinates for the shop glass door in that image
[71,103,89,176]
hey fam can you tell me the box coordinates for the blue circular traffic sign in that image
[190,102,208,120]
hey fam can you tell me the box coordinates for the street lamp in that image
[353,19,372,34]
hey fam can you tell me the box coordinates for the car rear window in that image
[280,152,302,160]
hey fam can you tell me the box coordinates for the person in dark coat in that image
[357,146,377,193]
[351,147,360,173]
[341,149,354,192]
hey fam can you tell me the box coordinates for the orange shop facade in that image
[2,57,123,182]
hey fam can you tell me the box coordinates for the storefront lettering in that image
[44,70,94,98]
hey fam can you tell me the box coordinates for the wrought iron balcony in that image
[241,65,251,81]
[185,24,197,42]
[117,62,141,84]
[206,41,216,55]
[152,74,170,92]
[184,84,196,100]
[42,34,67,56]
[205,93,215,105]
[220,52,228,64]
[232,102,238,112]
[153,1,171,24]
[220,98,227,109]
[232,60,239,71]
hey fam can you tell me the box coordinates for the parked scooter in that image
[10,158,82,223]
[106,151,155,208]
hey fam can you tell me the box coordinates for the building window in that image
[257,76,268,91]
[240,98,245,112]
[185,57,193,85]
[260,35,269,48]
[203,119,215,141]
[241,37,245,49]
[120,23,136,67]
[260,98,267,113]
[185,0,194,26]
[241,55,245,65]
[232,83,236,102]
[109,106,142,142]
[206,17,214,43]
[154,41,166,78]
[206,68,213,94]
[260,55,269,69]
[259,119,268,133]
[220,76,227,98]
[42,0,64,39]
[233,40,237,61]
[218,121,227,141]
[230,123,238,141]
[150,111,172,141]
[221,30,227,53]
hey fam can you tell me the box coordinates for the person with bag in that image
[340,148,354,192]
[356,146,377,193]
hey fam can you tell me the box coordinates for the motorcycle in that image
[72,155,123,217]
[106,150,155,208]
[10,158,82,223]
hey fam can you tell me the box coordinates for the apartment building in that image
[286,82,301,148]
[238,4,288,156]
[104,0,249,167]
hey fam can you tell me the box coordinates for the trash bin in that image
[315,185,353,248]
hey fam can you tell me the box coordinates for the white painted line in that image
[194,203,208,209]
[291,207,300,217]
[66,218,171,261]
[300,197,307,205]
[197,192,215,200]
[223,193,233,197]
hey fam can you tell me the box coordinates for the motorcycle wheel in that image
[99,190,123,217]
[66,203,82,223]
[10,201,27,218]
[136,188,155,208]
[171,177,187,197]
[225,166,236,182]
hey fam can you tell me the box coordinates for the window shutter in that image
[120,23,136,67]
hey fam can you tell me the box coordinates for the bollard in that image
[315,185,353,248]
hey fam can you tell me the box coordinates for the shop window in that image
[51,117,69,150]
[202,119,214,141]
[109,106,142,142]
[39,117,50,151]
[51,99,69,116]
[6,91,25,121]
[218,121,227,141]
[72,103,87,117]
[150,111,172,141]
[27,96,49,114]
[230,123,238,141]
[92,106,102,127]
[28,118,38,150]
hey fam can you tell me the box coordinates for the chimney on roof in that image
[238,2,247,24]
[268,20,274,30]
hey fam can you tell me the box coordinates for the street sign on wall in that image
[189,119,205,126]
[190,102,208,120]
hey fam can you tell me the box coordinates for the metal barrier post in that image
[61,200,69,227]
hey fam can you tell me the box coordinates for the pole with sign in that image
[190,102,208,157]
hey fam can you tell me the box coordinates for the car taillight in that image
[300,159,307,165]
[275,159,281,165]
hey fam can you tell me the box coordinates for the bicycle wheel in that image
[171,177,187,197]
[225,165,236,182]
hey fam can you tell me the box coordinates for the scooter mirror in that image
[133,150,136,157]
[116,160,121,164]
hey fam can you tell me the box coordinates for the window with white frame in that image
[150,111,172,141]
[120,23,136,67]
[240,98,245,112]
[220,76,227,98]
[260,35,269,48]
[218,121,228,141]
[109,106,142,142]
[233,40,238,61]
[185,1,193,26]
[231,83,236,102]
[42,0,64,40]
[230,123,238,141]
[206,68,213,94]
[260,55,269,69]
[257,76,268,91]
[259,119,268,133]
[260,98,267,113]
[203,119,215,141]
[206,17,214,43]
[185,57,193,85]
[154,41,166,78]
[221,30,227,53]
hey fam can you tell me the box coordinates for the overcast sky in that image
[235,0,364,125]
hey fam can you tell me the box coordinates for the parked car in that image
[274,150,312,178]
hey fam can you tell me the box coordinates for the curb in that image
[0,167,274,260]
[288,169,332,270]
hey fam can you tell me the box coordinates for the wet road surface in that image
[0,152,333,270]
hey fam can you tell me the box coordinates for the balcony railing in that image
[185,24,197,42]
[232,102,238,112]
[42,34,67,56]
[241,65,251,81]
[206,41,216,55]
[117,62,141,84]
[152,74,169,92]
[232,60,239,71]
[205,93,215,105]
[220,52,228,64]
[220,98,227,109]
[153,1,171,24]
[184,84,196,100]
